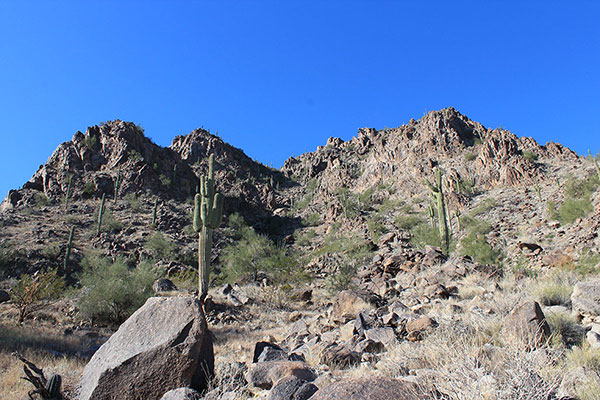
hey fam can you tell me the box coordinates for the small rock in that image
[253,342,284,363]
[406,316,437,334]
[160,387,202,400]
[572,280,600,318]
[152,278,178,294]
[320,343,360,369]
[503,301,551,349]
[587,330,600,349]
[364,327,397,348]
[268,376,318,400]
[0,289,10,303]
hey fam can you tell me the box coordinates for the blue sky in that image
[1,1,599,199]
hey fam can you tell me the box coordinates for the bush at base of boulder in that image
[77,296,213,400]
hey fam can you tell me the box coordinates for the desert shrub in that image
[409,222,441,248]
[546,312,584,348]
[366,213,388,242]
[464,152,476,161]
[533,280,572,306]
[522,151,538,161]
[316,234,372,294]
[40,243,62,260]
[336,187,361,219]
[471,197,497,217]
[222,215,299,284]
[395,214,423,230]
[460,232,502,265]
[94,207,122,233]
[358,187,375,206]
[83,134,97,150]
[82,181,96,196]
[34,192,50,207]
[78,255,156,325]
[575,250,600,275]
[169,267,198,292]
[145,232,175,261]
[566,342,600,371]
[296,229,317,247]
[303,212,321,227]
[548,174,599,224]
[10,269,65,324]
[124,192,143,212]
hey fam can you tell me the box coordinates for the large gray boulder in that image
[503,301,551,349]
[572,280,600,319]
[77,296,213,400]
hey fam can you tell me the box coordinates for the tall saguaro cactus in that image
[64,226,75,278]
[114,167,122,203]
[193,154,224,302]
[426,168,450,255]
[588,150,600,181]
[64,175,73,212]
[97,194,106,236]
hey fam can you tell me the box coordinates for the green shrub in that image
[575,250,600,275]
[367,213,388,242]
[40,244,62,259]
[460,232,502,265]
[465,152,476,161]
[78,255,156,325]
[548,174,599,224]
[82,181,96,196]
[222,216,299,284]
[124,193,143,212]
[547,312,583,348]
[395,214,423,230]
[409,223,441,248]
[296,229,317,247]
[534,282,572,306]
[304,213,321,227]
[145,232,175,261]
[471,197,497,217]
[522,151,538,161]
[34,192,50,207]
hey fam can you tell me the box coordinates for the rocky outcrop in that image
[77,296,213,400]
[503,301,551,349]
[572,280,600,321]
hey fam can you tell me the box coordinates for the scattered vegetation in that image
[10,269,65,324]
[78,254,156,325]
[522,151,539,161]
[145,232,175,261]
[547,173,598,224]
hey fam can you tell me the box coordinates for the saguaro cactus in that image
[426,168,450,255]
[46,374,62,399]
[114,167,122,203]
[64,175,73,212]
[63,226,75,278]
[97,194,106,236]
[152,198,158,226]
[193,154,224,302]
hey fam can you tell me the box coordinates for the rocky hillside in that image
[2,108,600,400]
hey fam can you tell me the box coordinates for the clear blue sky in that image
[1,1,599,199]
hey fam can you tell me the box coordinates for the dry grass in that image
[0,323,89,400]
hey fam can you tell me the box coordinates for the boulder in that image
[331,290,376,323]
[0,289,10,303]
[77,297,213,400]
[572,280,600,318]
[320,343,361,369]
[503,301,550,348]
[310,376,433,400]
[159,387,202,400]
[245,361,317,390]
[268,376,319,400]
[153,278,178,294]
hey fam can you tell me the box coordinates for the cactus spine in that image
[64,175,73,212]
[45,373,62,399]
[114,167,122,203]
[426,168,450,255]
[193,154,224,302]
[97,194,106,236]
[63,226,74,278]
[152,198,158,226]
